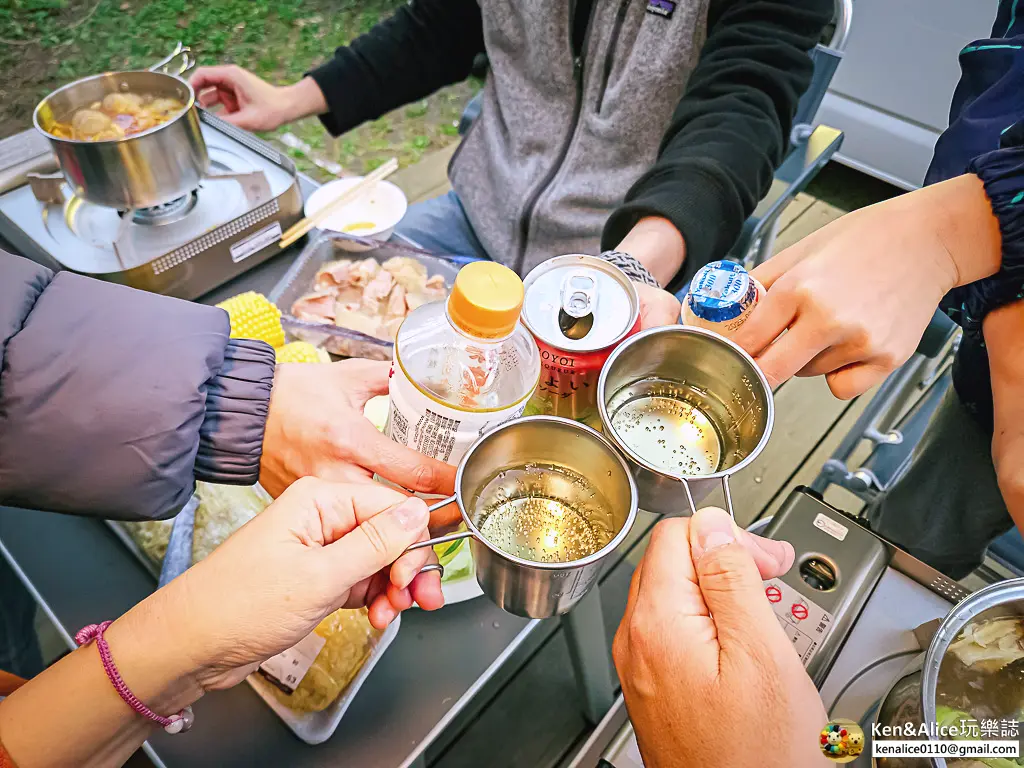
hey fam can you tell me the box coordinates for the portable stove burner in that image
[128,192,198,226]
[38,147,270,273]
[0,111,303,299]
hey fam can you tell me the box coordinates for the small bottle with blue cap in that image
[681,260,765,339]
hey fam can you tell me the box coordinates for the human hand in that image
[261,359,458,525]
[614,217,685,329]
[634,282,681,329]
[732,205,953,399]
[189,67,327,131]
[732,175,1000,399]
[613,507,827,768]
[117,477,442,694]
[985,301,1024,531]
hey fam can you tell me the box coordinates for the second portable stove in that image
[575,489,971,768]
[0,110,303,300]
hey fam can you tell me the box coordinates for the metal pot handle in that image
[679,475,736,520]
[149,42,196,77]
[401,495,478,579]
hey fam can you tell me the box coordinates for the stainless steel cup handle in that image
[406,529,475,552]
[721,475,735,520]
[426,494,459,516]
[401,494,476,579]
[679,475,736,519]
[405,531,476,580]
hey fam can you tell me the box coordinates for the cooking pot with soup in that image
[32,44,209,210]
[874,578,1024,767]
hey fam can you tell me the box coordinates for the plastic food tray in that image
[246,615,401,745]
[267,232,464,360]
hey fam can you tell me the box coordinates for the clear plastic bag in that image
[120,481,272,568]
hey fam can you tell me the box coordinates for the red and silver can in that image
[522,255,640,427]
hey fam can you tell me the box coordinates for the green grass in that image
[0,0,479,179]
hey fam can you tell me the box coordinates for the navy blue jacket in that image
[930,0,1024,432]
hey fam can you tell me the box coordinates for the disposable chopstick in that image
[279,157,399,249]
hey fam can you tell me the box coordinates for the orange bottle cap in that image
[447,261,524,339]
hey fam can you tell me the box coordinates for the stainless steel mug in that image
[33,44,209,210]
[596,325,774,518]
[408,416,638,619]
[874,578,1024,767]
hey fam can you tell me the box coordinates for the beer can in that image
[522,255,640,427]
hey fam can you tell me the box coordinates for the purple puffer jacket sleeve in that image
[0,251,276,521]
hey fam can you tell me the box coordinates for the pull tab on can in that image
[561,272,597,318]
[557,272,598,341]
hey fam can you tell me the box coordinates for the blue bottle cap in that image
[686,260,756,323]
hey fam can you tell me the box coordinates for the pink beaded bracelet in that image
[75,621,194,735]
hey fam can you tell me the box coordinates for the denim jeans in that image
[394,190,491,261]
[0,556,43,678]
[396,190,692,304]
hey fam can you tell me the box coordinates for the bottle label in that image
[386,362,528,465]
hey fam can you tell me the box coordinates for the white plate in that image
[438,557,484,605]
[304,177,408,251]
[442,575,485,604]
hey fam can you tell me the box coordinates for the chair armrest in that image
[729,125,844,265]
[917,309,958,358]
[758,125,843,231]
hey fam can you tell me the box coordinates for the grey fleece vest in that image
[449,0,709,276]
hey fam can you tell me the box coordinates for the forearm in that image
[915,174,1002,288]
[308,0,484,136]
[984,301,1024,531]
[613,217,685,287]
[274,76,329,125]
[602,0,832,286]
[0,253,274,520]
[0,672,25,698]
[194,339,275,487]
[0,592,203,767]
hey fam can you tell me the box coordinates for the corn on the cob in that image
[276,341,331,364]
[216,292,286,349]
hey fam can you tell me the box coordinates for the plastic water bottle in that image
[386,261,540,465]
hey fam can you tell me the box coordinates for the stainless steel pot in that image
[32,43,209,209]
[596,325,774,518]
[874,578,1024,767]
[409,416,638,619]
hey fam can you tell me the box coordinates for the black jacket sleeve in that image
[308,0,485,137]
[601,0,833,287]
[0,252,275,521]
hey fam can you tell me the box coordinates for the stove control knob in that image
[799,556,837,592]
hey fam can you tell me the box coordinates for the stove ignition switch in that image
[799,556,838,592]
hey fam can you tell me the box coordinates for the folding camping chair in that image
[810,311,1024,579]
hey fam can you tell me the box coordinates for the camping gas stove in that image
[0,110,302,300]
[574,490,979,768]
